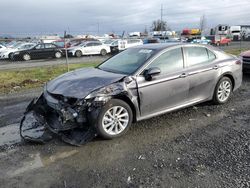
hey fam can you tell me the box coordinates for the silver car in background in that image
[21,43,242,145]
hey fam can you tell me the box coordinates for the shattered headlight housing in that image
[85,83,124,102]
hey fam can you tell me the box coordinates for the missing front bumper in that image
[20,95,97,146]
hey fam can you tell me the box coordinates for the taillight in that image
[235,60,242,65]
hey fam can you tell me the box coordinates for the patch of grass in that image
[225,48,250,56]
[0,62,99,94]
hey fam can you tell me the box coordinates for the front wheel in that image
[213,77,232,104]
[75,50,82,57]
[8,53,14,59]
[94,99,133,139]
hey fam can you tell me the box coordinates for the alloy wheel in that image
[217,80,231,102]
[23,54,31,61]
[102,106,129,136]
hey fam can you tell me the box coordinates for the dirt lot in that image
[0,72,249,187]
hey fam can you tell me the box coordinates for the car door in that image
[93,42,102,54]
[44,43,57,58]
[136,47,189,118]
[30,44,45,59]
[183,46,220,102]
[83,43,93,54]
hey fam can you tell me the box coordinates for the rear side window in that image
[147,48,184,74]
[207,49,216,61]
[92,42,102,46]
[185,47,215,67]
[45,44,56,48]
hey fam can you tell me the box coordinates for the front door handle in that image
[179,73,187,78]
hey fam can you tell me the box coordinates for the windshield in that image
[12,42,23,48]
[98,48,156,74]
[103,40,114,44]
[111,40,118,46]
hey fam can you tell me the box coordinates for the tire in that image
[75,50,82,57]
[55,51,62,58]
[94,99,133,139]
[100,49,107,56]
[8,53,13,59]
[23,53,31,61]
[213,77,232,104]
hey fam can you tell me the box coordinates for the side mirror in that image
[144,67,161,81]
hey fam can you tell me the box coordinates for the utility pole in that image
[97,22,100,36]
[64,30,69,72]
[160,4,163,33]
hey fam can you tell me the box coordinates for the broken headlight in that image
[85,83,124,100]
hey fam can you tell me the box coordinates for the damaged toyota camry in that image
[20,43,242,146]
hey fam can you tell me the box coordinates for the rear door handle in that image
[179,73,187,78]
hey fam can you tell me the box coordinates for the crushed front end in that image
[20,89,97,146]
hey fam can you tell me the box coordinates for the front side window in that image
[147,48,184,74]
[185,47,215,67]
[35,44,44,49]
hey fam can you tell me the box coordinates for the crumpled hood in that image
[46,67,126,98]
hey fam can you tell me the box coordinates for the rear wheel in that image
[94,99,133,139]
[213,77,232,104]
[75,50,82,57]
[23,54,31,61]
[100,49,107,56]
[55,51,62,58]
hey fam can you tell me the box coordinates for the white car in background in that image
[120,39,143,50]
[68,41,111,57]
[110,39,143,53]
[0,44,6,52]
[0,43,36,59]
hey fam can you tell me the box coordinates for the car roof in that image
[131,43,220,52]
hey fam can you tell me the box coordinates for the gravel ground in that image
[0,75,250,188]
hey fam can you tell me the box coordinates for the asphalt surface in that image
[0,55,108,70]
[0,73,250,187]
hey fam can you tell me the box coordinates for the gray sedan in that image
[21,43,242,145]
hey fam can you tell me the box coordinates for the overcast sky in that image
[1,0,250,36]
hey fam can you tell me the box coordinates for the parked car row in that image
[0,35,236,62]
[10,43,64,61]
[0,38,146,61]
